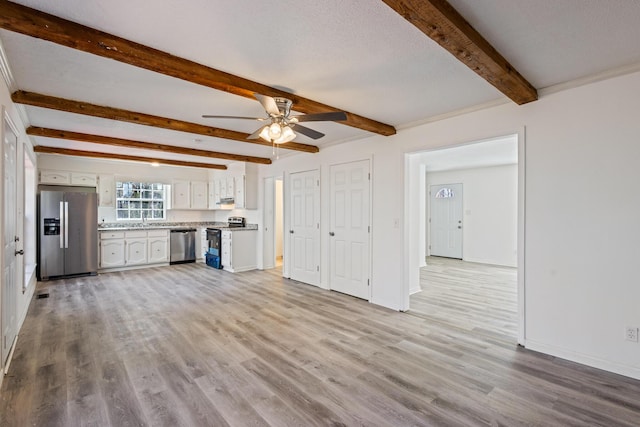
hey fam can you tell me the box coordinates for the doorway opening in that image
[262,175,284,271]
[405,132,525,344]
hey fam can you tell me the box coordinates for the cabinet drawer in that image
[100,231,125,239]
[125,230,147,238]
[147,229,168,238]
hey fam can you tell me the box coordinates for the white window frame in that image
[116,181,167,221]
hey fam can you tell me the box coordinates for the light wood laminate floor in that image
[1,258,640,426]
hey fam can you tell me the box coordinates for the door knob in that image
[15,249,24,256]
[290,230,294,234]
[329,232,335,236]
[457,226,462,229]
[14,236,19,242]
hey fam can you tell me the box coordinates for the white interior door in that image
[289,170,320,286]
[430,183,463,259]
[2,116,18,365]
[263,176,275,269]
[329,160,370,300]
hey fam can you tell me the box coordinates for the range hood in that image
[218,197,234,204]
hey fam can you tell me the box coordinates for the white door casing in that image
[289,170,320,286]
[329,160,370,300]
[263,176,275,269]
[430,183,463,259]
[2,114,18,365]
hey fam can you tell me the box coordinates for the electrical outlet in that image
[625,327,638,342]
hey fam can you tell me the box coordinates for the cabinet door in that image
[40,170,71,185]
[126,239,148,265]
[71,172,97,187]
[199,228,208,259]
[221,233,232,269]
[148,237,168,263]
[98,174,115,207]
[172,180,190,209]
[208,181,217,209]
[191,181,208,209]
[234,176,245,209]
[226,177,235,199]
[100,239,125,268]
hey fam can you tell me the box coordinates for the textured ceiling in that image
[1,0,640,167]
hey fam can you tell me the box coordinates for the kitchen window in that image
[116,181,166,220]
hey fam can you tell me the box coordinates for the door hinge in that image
[368,173,370,180]
[368,225,370,233]
[428,245,431,250]
[317,266,319,272]
[317,180,320,186]
[367,279,370,286]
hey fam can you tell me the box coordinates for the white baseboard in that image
[409,286,422,295]
[525,339,640,381]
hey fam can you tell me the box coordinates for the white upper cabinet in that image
[191,181,208,209]
[208,162,258,210]
[71,172,97,187]
[172,180,191,209]
[40,170,71,185]
[98,174,115,207]
[40,169,98,187]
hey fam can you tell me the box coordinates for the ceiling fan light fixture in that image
[274,125,296,144]
[268,122,282,139]
[258,125,271,141]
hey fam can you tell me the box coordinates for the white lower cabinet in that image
[100,232,126,268]
[199,227,208,261]
[99,229,169,270]
[148,230,169,263]
[126,238,148,265]
[221,230,257,273]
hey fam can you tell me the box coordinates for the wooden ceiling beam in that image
[34,146,227,170]
[27,127,272,165]
[0,0,396,136]
[381,0,538,104]
[13,91,318,153]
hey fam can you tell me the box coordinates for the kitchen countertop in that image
[98,221,258,231]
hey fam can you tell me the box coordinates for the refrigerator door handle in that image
[64,201,69,248]
[60,201,64,249]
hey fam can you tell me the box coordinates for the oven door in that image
[206,228,221,256]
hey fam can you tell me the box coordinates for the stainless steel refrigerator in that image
[38,189,98,280]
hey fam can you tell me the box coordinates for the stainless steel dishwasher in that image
[169,228,196,264]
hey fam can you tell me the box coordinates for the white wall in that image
[426,164,518,267]
[256,70,640,379]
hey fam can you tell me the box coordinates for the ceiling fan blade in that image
[202,115,265,120]
[247,125,268,140]
[293,124,325,140]
[254,94,280,116]
[292,111,347,123]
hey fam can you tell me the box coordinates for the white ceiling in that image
[2,0,640,167]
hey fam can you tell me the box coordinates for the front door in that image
[2,116,18,365]
[430,183,463,259]
[329,160,370,300]
[289,170,320,286]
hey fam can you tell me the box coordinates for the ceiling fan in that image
[202,94,347,144]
